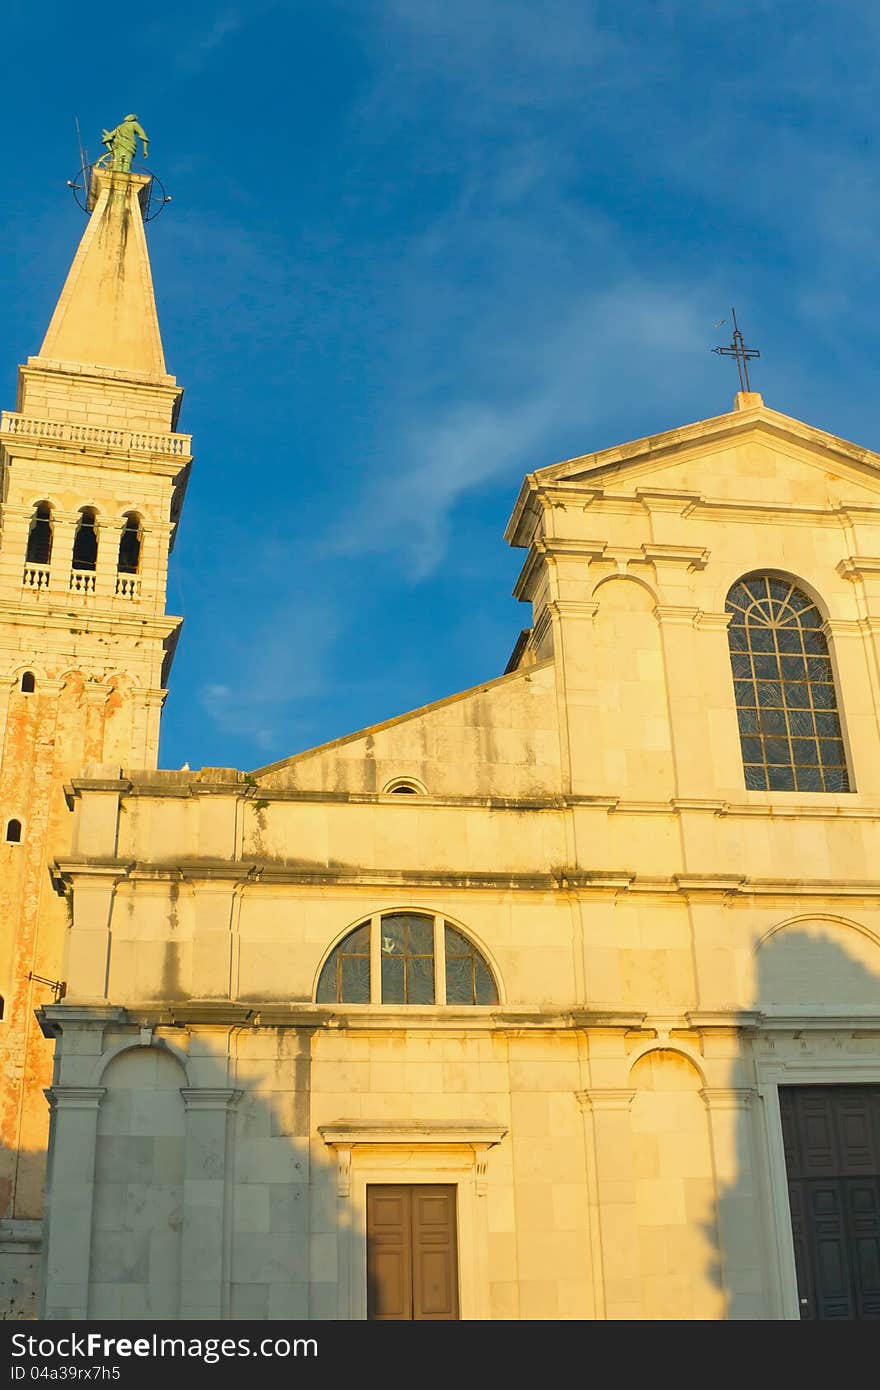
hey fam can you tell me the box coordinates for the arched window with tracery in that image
[726,574,850,792]
[316,912,499,1006]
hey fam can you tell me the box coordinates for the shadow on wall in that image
[0,1141,43,1319]
[713,922,880,1321]
[41,1029,361,1322]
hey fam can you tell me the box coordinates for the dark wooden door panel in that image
[367,1184,459,1321]
[847,1180,880,1319]
[781,1086,880,1320]
[412,1188,458,1320]
[367,1187,412,1320]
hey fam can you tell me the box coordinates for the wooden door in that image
[367,1185,459,1320]
[780,1085,880,1319]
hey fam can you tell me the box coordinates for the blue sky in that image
[2,1,879,771]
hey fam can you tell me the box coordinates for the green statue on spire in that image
[99,114,149,172]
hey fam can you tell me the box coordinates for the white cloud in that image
[326,274,718,576]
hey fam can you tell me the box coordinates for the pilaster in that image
[179,1088,241,1319]
[576,1088,638,1319]
[40,1086,106,1318]
[700,1087,768,1318]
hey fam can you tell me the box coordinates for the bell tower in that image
[0,156,190,1308]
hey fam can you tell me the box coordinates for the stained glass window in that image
[726,575,850,792]
[445,925,499,1005]
[380,913,435,1004]
[316,922,371,1003]
[316,914,498,1005]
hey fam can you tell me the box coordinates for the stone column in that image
[94,520,123,600]
[40,1086,106,1319]
[0,505,36,592]
[179,1087,240,1319]
[139,520,175,612]
[576,1088,638,1319]
[700,1087,767,1319]
[47,510,78,594]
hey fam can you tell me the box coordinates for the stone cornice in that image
[749,1010,880,1031]
[653,604,701,625]
[635,486,703,513]
[513,539,606,601]
[700,1088,757,1110]
[505,406,880,544]
[53,855,880,899]
[837,555,880,581]
[516,540,711,603]
[1,439,187,480]
[179,1088,241,1110]
[685,1011,762,1030]
[36,1001,880,1040]
[640,542,709,569]
[20,357,180,392]
[318,1121,507,1147]
[568,1010,647,1030]
[44,1086,106,1110]
[546,599,600,621]
[575,1089,636,1112]
[55,784,880,820]
[0,602,181,641]
[532,606,553,649]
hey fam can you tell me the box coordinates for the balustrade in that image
[22,562,50,590]
[1,411,191,458]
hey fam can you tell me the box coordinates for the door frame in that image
[755,1043,880,1321]
[319,1123,506,1320]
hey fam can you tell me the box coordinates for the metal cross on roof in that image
[712,307,760,392]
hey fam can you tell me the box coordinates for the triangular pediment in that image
[506,397,880,544]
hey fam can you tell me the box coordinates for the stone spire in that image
[38,168,166,376]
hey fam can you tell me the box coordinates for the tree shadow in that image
[34,1022,361,1322]
[710,923,880,1320]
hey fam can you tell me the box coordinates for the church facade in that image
[2,163,880,1321]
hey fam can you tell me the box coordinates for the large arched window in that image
[316,912,499,1006]
[726,574,850,792]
